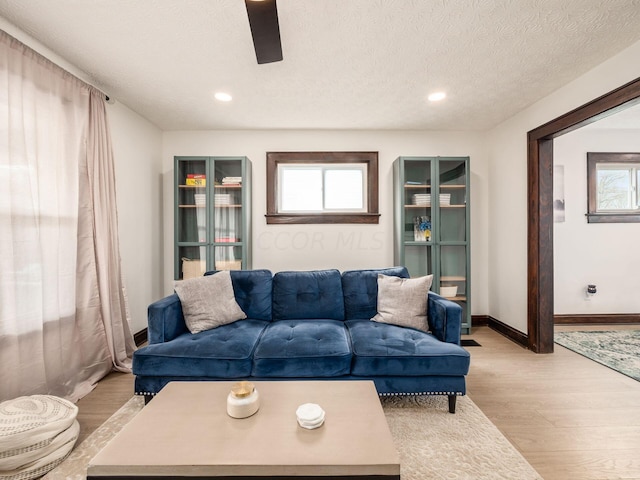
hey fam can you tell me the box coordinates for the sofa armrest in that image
[427,292,463,344]
[147,293,188,344]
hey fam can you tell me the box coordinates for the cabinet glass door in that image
[177,159,207,279]
[439,244,468,327]
[213,159,243,271]
[405,245,433,277]
[213,160,243,244]
[177,159,207,243]
[401,159,433,277]
[403,159,432,243]
[439,245,467,300]
[438,159,467,242]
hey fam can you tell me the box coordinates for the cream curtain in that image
[0,30,135,402]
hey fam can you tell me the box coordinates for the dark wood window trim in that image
[586,152,640,223]
[527,76,640,354]
[266,151,380,224]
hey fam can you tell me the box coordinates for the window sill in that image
[586,212,640,223]
[265,213,380,225]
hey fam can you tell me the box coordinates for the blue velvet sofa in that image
[133,267,470,412]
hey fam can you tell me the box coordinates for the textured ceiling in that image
[1,0,640,131]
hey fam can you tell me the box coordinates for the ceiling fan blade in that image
[244,0,283,64]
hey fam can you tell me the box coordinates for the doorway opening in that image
[527,77,640,353]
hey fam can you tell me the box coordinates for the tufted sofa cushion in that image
[272,269,345,321]
[346,320,470,377]
[133,320,269,378]
[341,267,409,320]
[252,320,352,377]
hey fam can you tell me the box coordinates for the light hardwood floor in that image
[467,325,640,480]
[76,325,640,480]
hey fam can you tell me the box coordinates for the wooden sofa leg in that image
[144,394,153,405]
[448,395,456,414]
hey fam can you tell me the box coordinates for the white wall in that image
[1,18,164,334]
[487,39,640,333]
[109,103,163,333]
[8,11,639,336]
[553,128,640,314]
[162,130,489,315]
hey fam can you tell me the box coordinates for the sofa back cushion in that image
[206,269,273,320]
[341,267,410,320]
[272,269,345,321]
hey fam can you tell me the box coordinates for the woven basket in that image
[181,258,206,279]
[216,260,242,271]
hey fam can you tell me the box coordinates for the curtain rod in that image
[2,29,114,104]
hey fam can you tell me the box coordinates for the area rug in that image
[555,330,640,382]
[43,394,541,480]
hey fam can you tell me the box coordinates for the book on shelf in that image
[186,174,206,186]
[214,193,232,205]
[221,176,242,186]
[412,194,431,206]
[413,216,431,241]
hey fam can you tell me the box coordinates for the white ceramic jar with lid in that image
[226,381,260,419]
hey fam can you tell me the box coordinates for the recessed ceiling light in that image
[428,92,446,102]
[214,92,233,102]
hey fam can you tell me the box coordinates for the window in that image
[279,164,366,213]
[587,152,640,223]
[266,152,379,224]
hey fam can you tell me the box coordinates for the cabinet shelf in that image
[179,204,243,208]
[404,184,465,189]
[404,204,465,209]
[440,276,466,282]
[178,184,244,189]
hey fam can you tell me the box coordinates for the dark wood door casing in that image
[527,77,640,353]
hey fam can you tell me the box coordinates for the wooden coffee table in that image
[87,380,400,479]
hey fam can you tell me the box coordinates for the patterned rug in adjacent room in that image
[555,330,640,382]
[44,394,541,480]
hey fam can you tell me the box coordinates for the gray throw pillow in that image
[371,274,433,332]
[174,270,246,334]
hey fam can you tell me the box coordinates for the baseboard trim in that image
[471,315,489,326]
[473,315,529,349]
[472,313,639,351]
[554,313,640,324]
[134,328,148,347]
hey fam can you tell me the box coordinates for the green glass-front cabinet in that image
[393,156,471,333]
[174,156,252,280]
